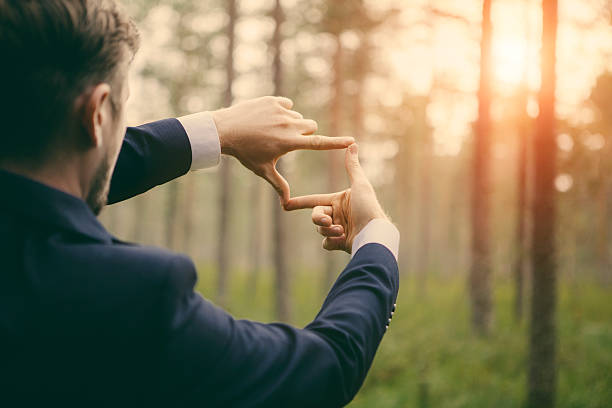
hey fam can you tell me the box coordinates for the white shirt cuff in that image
[177,112,221,170]
[351,218,400,262]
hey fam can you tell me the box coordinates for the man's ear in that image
[81,83,112,149]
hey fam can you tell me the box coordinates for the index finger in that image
[284,193,338,211]
[288,135,355,151]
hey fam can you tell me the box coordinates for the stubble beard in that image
[86,151,112,216]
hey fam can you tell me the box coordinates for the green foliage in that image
[195,268,612,408]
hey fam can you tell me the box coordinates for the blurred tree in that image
[181,175,197,256]
[131,196,148,243]
[165,181,180,250]
[159,4,195,252]
[527,0,558,406]
[513,82,531,322]
[317,0,383,289]
[321,1,345,290]
[247,179,264,298]
[217,0,237,308]
[588,72,612,283]
[390,97,419,273]
[390,94,432,288]
[470,0,493,335]
[513,0,535,322]
[159,2,206,253]
[271,0,291,322]
[417,107,433,293]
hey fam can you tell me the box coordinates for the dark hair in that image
[0,0,140,162]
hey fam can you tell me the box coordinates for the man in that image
[0,1,400,407]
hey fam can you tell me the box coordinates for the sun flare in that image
[492,37,528,86]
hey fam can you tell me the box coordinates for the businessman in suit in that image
[0,1,400,407]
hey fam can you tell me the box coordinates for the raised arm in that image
[160,242,397,407]
[108,96,355,205]
[159,144,400,407]
[108,118,192,204]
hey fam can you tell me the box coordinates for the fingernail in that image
[349,143,358,154]
[333,226,342,232]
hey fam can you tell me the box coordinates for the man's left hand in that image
[211,96,354,206]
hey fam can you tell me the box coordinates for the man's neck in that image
[1,160,87,201]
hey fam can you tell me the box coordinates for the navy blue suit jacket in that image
[0,119,399,407]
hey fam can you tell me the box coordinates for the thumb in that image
[344,143,365,184]
[263,164,291,206]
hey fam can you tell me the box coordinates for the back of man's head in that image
[0,0,139,166]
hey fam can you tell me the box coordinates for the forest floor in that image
[195,267,612,408]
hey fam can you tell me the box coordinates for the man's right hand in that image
[284,144,388,253]
[211,96,354,206]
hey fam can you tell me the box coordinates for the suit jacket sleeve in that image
[159,243,399,407]
[107,119,192,204]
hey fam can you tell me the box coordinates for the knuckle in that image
[310,135,322,148]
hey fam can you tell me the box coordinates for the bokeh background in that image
[102,0,612,406]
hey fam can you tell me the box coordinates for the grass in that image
[194,267,612,408]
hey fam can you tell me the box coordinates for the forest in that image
[102,0,612,406]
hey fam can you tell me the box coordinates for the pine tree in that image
[470,0,493,335]
[217,0,237,308]
[271,0,291,322]
[527,0,558,405]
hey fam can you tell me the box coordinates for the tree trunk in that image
[131,196,148,244]
[352,39,366,142]
[165,181,180,250]
[513,0,535,323]
[469,0,493,335]
[247,180,263,300]
[396,117,416,273]
[272,0,290,322]
[527,0,558,406]
[217,0,236,308]
[417,135,432,293]
[324,34,343,290]
[514,82,530,322]
[182,175,196,257]
[596,148,610,282]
